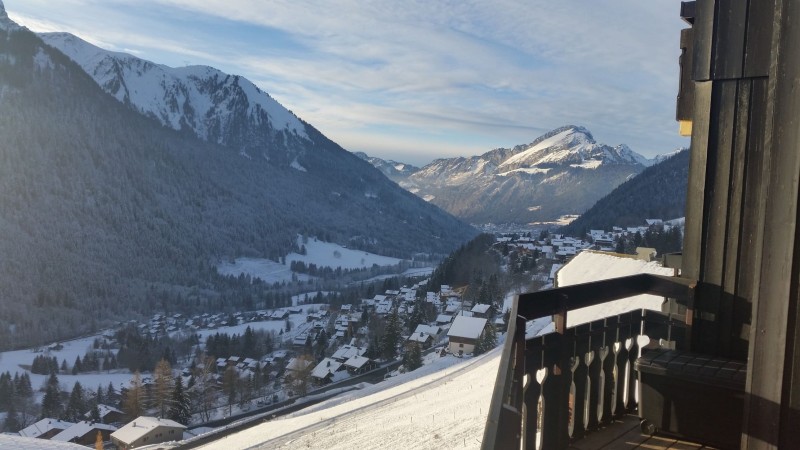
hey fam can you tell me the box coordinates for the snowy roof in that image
[435,314,453,323]
[89,404,123,420]
[557,251,674,327]
[413,324,440,336]
[52,420,117,442]
[447,316,488,340]
[407,332,432,343]
[471,304,491,314]
[0,435,87,449]
[549,264,563,279]
[344,355,371,369]
[110,416,185,445]
[311,358,343,379]
[286,357,314,372]
[445,304,459,314]
[19,418,75,438]
[331,345,366,361]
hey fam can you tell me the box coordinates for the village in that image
[0,218,683,448]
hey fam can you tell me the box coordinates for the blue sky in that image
[5,0,689,166]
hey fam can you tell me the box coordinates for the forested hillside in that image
[0,24,475,349]
[561,149,689,236]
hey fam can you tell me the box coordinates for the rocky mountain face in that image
[0,9,476,349]
[353,152,420,184]
[386,126,654,225]
[40,32,312,168]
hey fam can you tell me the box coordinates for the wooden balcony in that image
[482,274,705,450]
[567,415,717,449]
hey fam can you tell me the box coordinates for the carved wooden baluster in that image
[611,341,621,416]
[567,356,579,437]
[596,345,609,423]
[583,350,594,431]
[622,337,633,409]
[535,367,547,450]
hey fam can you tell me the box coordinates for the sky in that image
[4,0,689,167]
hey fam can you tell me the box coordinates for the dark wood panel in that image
[692,0,716,81]
[712,0,747,79]
[683,81,713,280]
[743,0,775,77]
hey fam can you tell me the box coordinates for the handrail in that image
[482,274,696,450]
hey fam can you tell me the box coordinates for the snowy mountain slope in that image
[398,125,653,225]
[39,32,309,166]
[354,152,420,183]
[193,350,501,449]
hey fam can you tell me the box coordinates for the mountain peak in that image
[0,1,19,31]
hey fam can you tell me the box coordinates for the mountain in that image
[354,152,420,184]
[395,125,653,225]
[561,148,690,236]
[0,9,476,349]
[39,32,312,168]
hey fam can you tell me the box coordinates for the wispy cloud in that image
[4,0,688,165]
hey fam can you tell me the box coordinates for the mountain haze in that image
[561,149,689,236]
[0,9,476,349]
[393,126,653,225]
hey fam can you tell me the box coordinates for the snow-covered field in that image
[216,258,313,284]
[285,237,403,269]
[195,349,501,449]
[217,237,406,283]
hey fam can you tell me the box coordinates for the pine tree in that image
[403,343,423,371]
[41,373,62,419]
[3,401,21,432]
[168,376,191,425]
[64,381,86,422]
[106,382,118,406]
[122,372,144,420]
[381,310,402,360]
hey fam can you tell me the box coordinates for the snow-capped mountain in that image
[394,126,653,225]
[353,152,420,183]
[39,32,310,166]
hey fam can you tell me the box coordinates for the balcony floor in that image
[568,416,718,449]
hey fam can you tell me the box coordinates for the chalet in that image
[85,404,124,424]
[548,264,563,282]
[331,344,366,363]
[414,324,440,337]
[343,355,376,375]
[446,316,488,355]
[375,300,393,315]
[110,417,185,450]
[284,357,314,380]
[407,331,433,349]
[340,304,352,313]
[435,314,453,325]
[52,421,117,446]
[444,303,460,315]
[270,310,289,320]
[19,419,74,440]
[426,292,439,303]
[310,358,346,385]
[471,303,492,318]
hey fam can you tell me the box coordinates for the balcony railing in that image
[482,273,696,449]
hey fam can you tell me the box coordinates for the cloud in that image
[4,0,689,163]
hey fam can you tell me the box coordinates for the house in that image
[343,355,376,375]
[85,404,125,425]
[446,316,488,355]
[435,314,453,325]
[19,418,75,439]
[406,331,433,349]
[270,310,289,320]
[310,358,346,385]
[110,417,185,450]
[413,324,440,337]
[331,345,366,363]
[52,420,117,446]
[471,303,492,318]
[284,357,314,380]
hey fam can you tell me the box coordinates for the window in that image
[459,343,463,348]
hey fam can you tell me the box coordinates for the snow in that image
[447,316,488,340]
[52,420,117,442]
[0,435,87,449]
[285,237,403,270]
[423,194,436,201]
[112,416,185,444]
[290,158,308,172]
[569,159,603,169]
[500,128,577,168]
[497,167,551,176]
[193,349,501,449]
[216,257,312,284]
[19,418,74,438]
[38,32,310,144]
[557,251,674,327]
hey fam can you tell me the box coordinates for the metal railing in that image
[482,274,696,449]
